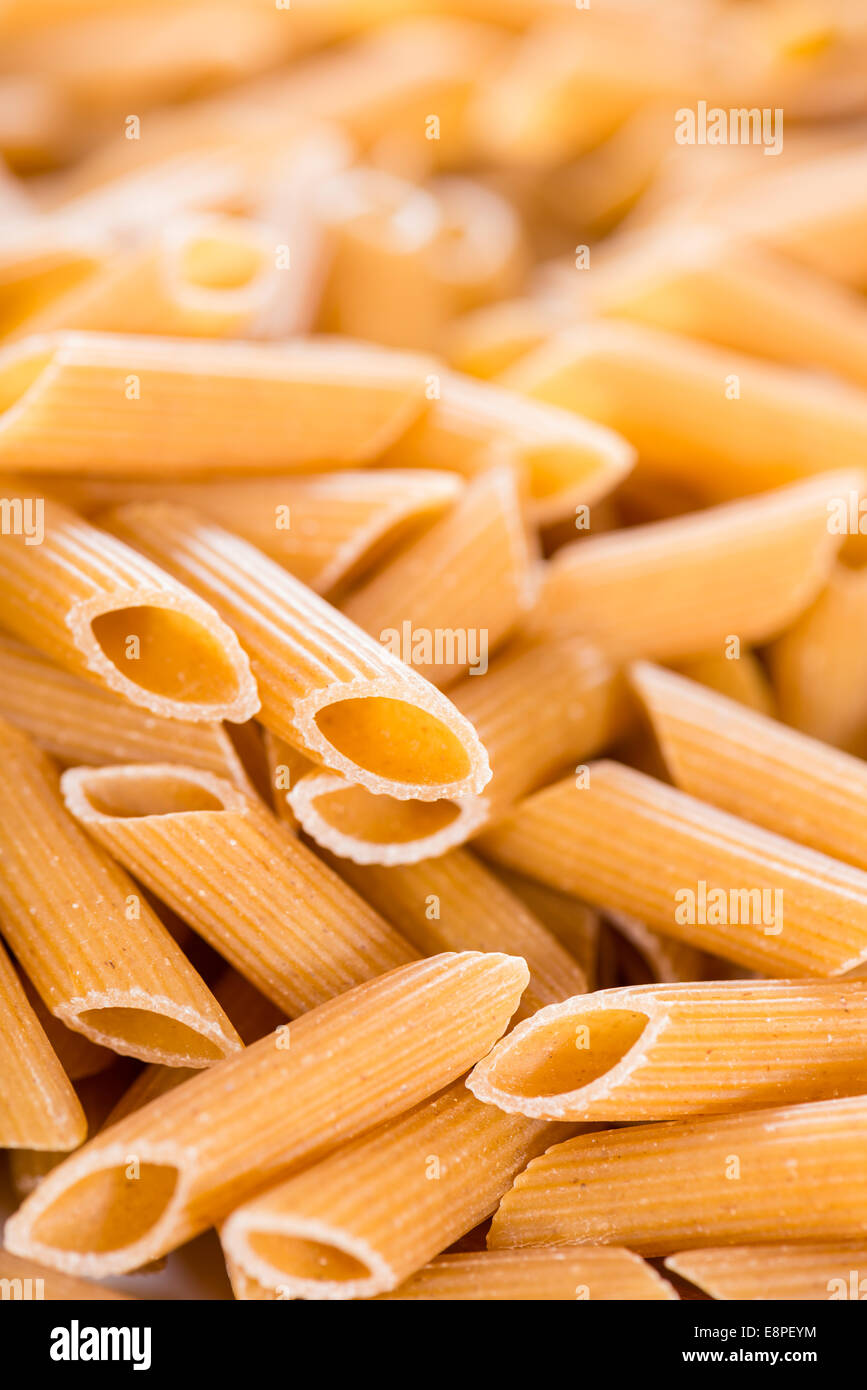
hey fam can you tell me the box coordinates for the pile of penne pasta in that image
[2,0,867,1304]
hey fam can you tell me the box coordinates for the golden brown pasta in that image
[376,1246,678,1301]
[666,1244,867,1302]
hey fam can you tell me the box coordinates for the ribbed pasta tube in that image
[0,331,432,473]
[489,1095,867,1255]
[477,760,867,976]
[666,1244,867,1302]
[4,951,529,1276]
[103,503,491,801]
[376,1247,677,1301]
[220,1083,565,1300]
[0,720,242,1066]
[61,762,417,1017]
[0,497,259,723]
[468,980,867,1121]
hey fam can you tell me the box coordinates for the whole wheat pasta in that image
[488,1096,867,1255]
[0,720,242,1066]
[589,223,867,389]
[262,730,311,827]
[4,951,529,1276]
[324,846,586,1017]
[341,467,537,687]
[103,503,491,801]
[603,912,714,988]
[502,321,867,501]
[768,563,867,754]
[40,468,463,597]
[0,936,86,1151]
[477,759,867,977]
[381,366,635,526]
[525,473,852,659]
[375,1246,677,1301]
[220,1082,565,1300]
[0,331,433,473]
[632,661,867,871]
[12,213,302,341]
[665,1245,867,1302]
[8,1061,135,1200]
[468,979,867,1122]
[675,649,777,718]
[287,769,490,866]
[0,634,251,783]
[19,970,114,1081]
[0,496,258,724]
[492,867,600,987]
[61,762,417,1017]
[0,1251,133,1301]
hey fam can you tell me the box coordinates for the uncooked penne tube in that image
[382,367,635,526]
[11,213,300,341]
[376,1247,677,1301]
[526,472,850,659]
[477,760,867,976]
[0,217,104,335]
[0,1251,133,1301]
[0,496,258,724]
[468,980,867,1121]
[38,469,463,597]
[502,321,867,501]
[0,634,250,783]
[104,503,491,801]
[4,951,529,1277]
[221,1082,564,1300]
[8,1062,135,1200]
[666,1245,867,1302]
[768,563,867,754]
[0,331,433,473]
[20,969,114,1081]
[632,661,867,872]
[61,762,417,1017]
[0,720,242,1066]
[326,847,586,1017]
[488,1095,867,1255]
[287,769,490,866]
[0,937,86,1151]
[342,467,536,686]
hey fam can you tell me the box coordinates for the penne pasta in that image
[0,496,259,724]
[381,367,635,526]
[665,1244,867,1302]
[0,331,433,474]
[4,951,529,1276]
[341,467,537,686]
[675,649,777,718]
[324,846,586,1017]
[0,936,86,1151]
[631,661,867,871]
[19,969,114,1081]
[488,1096,867,1255]
[526,473,851,659]
[27,468,463,598]
[61,762,417,1017]
[103,503,490,800]
[0,720,242,1066]
[502,321,867,501]
[220,1082,565,1300]
[8,1061,135,1200]
[375,1246,678,1301]
[467,979,867,1121]
[477,759,867,977]
[0,633,251,783]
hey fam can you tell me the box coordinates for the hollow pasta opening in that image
[314,697,472,787]
[247,1232,372,1286]
[316,783,460,844]
[180,235,265,290]
[485,1009,649,1098]
[0,346,53,413]
[76,768,228,818]
[90,605,242,705]
[76,1007,225,1062]
[30,1163,179,1255]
